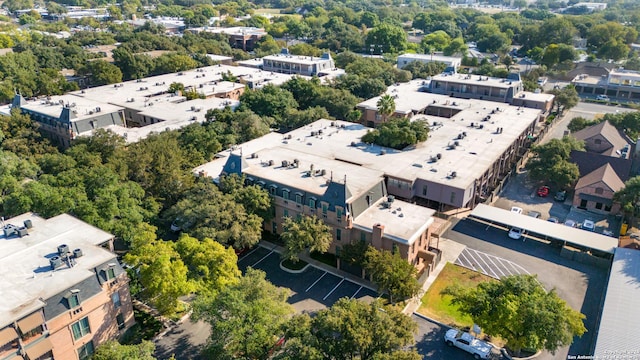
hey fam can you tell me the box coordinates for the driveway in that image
[446,219,608,360]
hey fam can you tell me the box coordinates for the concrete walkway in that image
[403,237,466,315]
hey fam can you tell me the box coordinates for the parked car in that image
[511,206,523,214]
[537,186,550,197]
[596,94,610,101]
[444,329,492,360]
[527,210,541,219]
[547,217,559,223]
[554,191,567,202]
[582,219,595,231]
[508,227,524,240]
[564,219,577,228]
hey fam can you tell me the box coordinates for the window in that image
[71,317,91,340]
[360,232,366,242]
[283,209,289,218]
[68,293,80,308]
[107,268,116,280]
[336,229,342,241]
[116,313,125,330]
[595,202,603,210]
[595,187,604,194]
[78,341,95,360]
[272,222,277,233]
[422,185,428,196]
[450,192,456,203]
[295,193,303,204]
[269,185,277,195]
[322,203,328,215]
[336,208,343,220]
[112,292,121,308]
[282,189,289,200]
[309,198,316,209]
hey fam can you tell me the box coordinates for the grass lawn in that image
[418,263,496,329]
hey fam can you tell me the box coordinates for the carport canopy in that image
[469,204,617,254]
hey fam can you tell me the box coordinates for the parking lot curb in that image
[279,260,311,274]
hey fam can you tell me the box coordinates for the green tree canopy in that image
[526,136,584,189]
[276,298,419,360]
[550,85,579,114]
[92,340,158,360]
[366,22,408,54]
[361,118,429,150]
[614,176,640,219]
[364,246,421,304]
[442,274,586,355]
[193,267,294,360]
[281,215,332,263]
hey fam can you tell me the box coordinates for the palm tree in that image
[376,94,396,123]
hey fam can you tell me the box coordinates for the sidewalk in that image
[403,237,466,315]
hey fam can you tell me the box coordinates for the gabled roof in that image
[575,163,625,192]
[570,150,632,182]
[572,121,632,157]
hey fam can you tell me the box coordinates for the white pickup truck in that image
[444,329,492,359]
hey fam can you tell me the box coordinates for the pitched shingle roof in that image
[575,163,625,192]
[572,121,632,157]
[570,150,632,182]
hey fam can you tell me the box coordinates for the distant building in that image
[0,213,134,360]
[427,73,554,112]
[189,27,267,51]
[572,68,640,101]
[11,94,125,148]
[262,49,335,77]
[397,53,462,71]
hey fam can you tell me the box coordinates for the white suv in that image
[596,94,609,101]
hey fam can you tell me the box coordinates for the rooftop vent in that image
[268,160,274,166]
[50,256,63,270]
[23,219,32,229]
[58,244,69,256]
[251,153,258,159]
[387,195,395,203]
[73,248,83,258]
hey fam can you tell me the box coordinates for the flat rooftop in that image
[431,73,521,89]
[191,26,266,36]
[398,53,462,63]
[241,147,385,199]
[353,198,435,245]
[0,213,115,328]
[594,248,640,357]
[19,95,123,122]
[70,65,303,109]
[263,54,333,65]
[572,74,605,86]
[97,97,239,143]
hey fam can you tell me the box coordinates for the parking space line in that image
[323,278,345,300]
[503,260,522,275]
[251,250,274,268]
[351,286,363,299]
[306,272,327,292]
[473,251,500,279]
[484,254,506,278]
[458,251,476,271]
[463,250,488,275]
[240,247,260,260]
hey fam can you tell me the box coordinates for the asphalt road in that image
[445,220,609,360]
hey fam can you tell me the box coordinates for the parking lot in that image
[238,245,379,313]
[455,248,530,280]
[446,219,609,360]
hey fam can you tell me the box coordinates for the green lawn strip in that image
[418,263,496,328]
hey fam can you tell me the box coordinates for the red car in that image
[537,186,550,197]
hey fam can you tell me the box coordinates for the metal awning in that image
[24,338,52,360]
[17,312,44,334]
[0,326,18,346]
[469,204,617,254]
